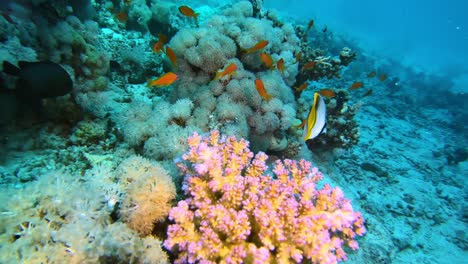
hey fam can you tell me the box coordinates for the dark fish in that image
[322,26,327,33]
[2,61,73,109]
[378,74,388,82]
[367,71,376,78]
[307,19,314,31]
[362,89,373,97]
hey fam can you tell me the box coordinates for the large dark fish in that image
[2,61,73,110]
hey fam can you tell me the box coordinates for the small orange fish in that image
[363,89,373,97]
[1,12,15,24]
[147,72,178,87]
[378,74,387,82]
[348,81,364,90]
[318,89,335,97]
[158,33,168,44]
[214,63,237,80]
[152,41,164,53]
[165,46,177,67]
[260,53,273,68]
[367,71,376,78]
[255,79,272,101]
[277,58,285,73]
[295,82,308,92]
[295,52,302,63]
[179,6,198,19]
[307,19,314,31]
[115,11,128,22]
[124,0,132,4]
[304,61,316,70]
[245,40,269,54]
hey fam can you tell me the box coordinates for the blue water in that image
[266,0,468,74]
[0,0,466,263]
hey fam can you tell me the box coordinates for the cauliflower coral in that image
[164,130,366,263]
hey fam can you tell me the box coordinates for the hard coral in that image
[164,131,366,263]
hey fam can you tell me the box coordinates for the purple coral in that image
[164,130,366,263]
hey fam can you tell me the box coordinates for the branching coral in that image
[164,130,366,263]
[296,46,356,85]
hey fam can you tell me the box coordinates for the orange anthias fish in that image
[255,79,272,101]
[295,82,308,92]
[147,72,178,87]
[367,71,376,78]
[277,58,285,73]
[260,53,273,69]
[165,46,177,67]
[214,63,237,80]
[295,52,302,63]
[152,41,164,53]
[179,6,198,19]
[307,19,314,31]
[245,40,269,54]
[363,89,373,97]
[348,81,364,90]
[378,74,388,82]
[318,89,335,97]
[115,11,128,22]
[158,33,168,44]
[304,61,316,70]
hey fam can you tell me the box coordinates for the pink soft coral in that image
[164,130,366,264]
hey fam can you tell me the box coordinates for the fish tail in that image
[2,61,20,76]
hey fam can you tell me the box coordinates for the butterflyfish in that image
[214,63,237,80]
[147,72,178,87]
[245,40,269,54]
[348,81,363,90]
[254,79,272,101]
[303,92,327,141]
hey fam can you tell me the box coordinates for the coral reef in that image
[162,1,301,152]
[0,169,169,263]
[296,45,356,85]
[164,130,366,263]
